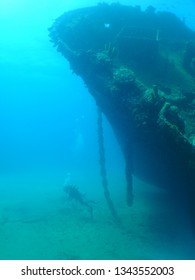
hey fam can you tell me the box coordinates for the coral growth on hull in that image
[49,3,195,227]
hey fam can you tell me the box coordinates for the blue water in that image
[0,0,195,260]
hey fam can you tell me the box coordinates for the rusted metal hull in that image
[49,3,195,226]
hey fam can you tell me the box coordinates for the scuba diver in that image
[64,184,96,220]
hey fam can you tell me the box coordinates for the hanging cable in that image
[97,106,120,224]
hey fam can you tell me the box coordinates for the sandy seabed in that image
[0,171,195,260]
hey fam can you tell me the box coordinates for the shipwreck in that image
[49,3,195,226]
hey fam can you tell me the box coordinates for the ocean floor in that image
[0,170,195,260]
